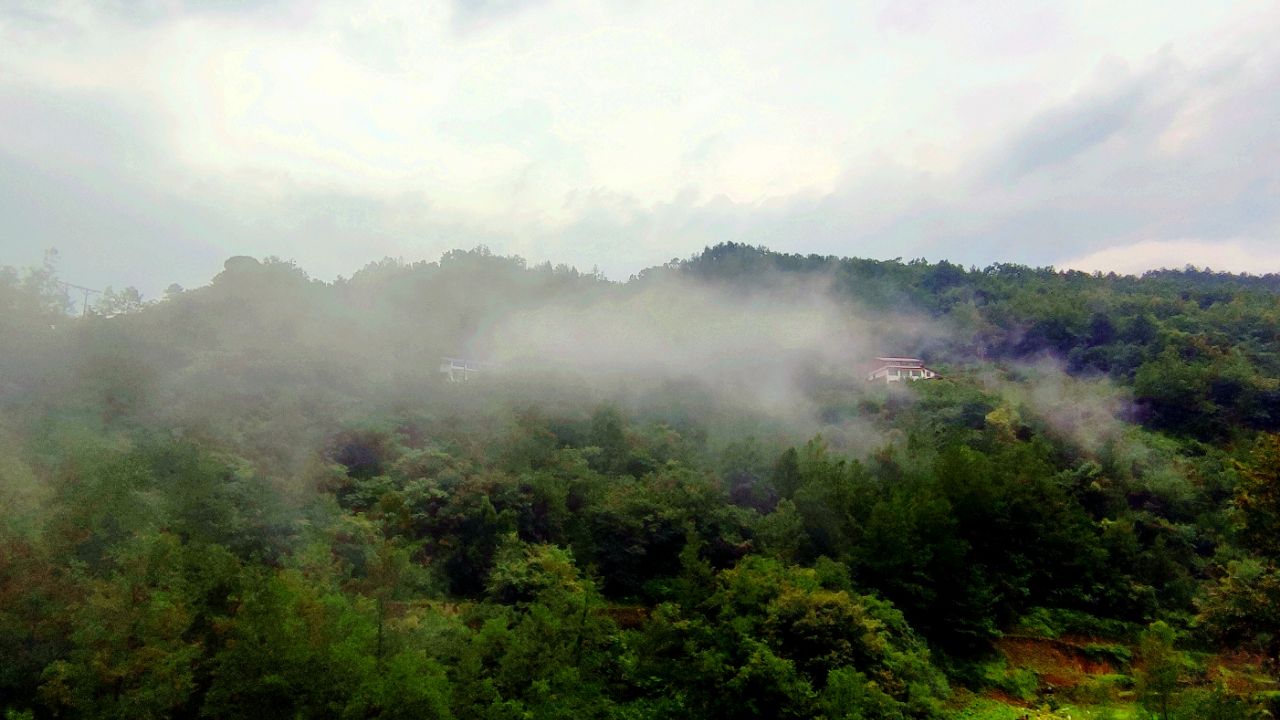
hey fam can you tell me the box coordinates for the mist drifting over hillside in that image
[5,1,1280,716]
[4,249,958,468]
[3,242,1280,719]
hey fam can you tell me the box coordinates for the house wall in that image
[867,366,937,382]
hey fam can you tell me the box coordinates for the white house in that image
[867,357,939,382]
[439,357,488,382]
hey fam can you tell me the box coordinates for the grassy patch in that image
[952,697,1139,719]
[971,656,1040,702]
[1014,608,1139,641]
[1054,702,1140,719]
[1078,643,1132,666]
[1062,674,1134,706]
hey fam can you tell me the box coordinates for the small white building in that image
[440,357,487,382]
[867,357,939,383]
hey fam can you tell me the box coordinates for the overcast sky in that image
[2,0,1279,296]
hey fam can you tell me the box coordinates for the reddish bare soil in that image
[996,635,1117,688]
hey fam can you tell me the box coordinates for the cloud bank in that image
[1059,239,1280,276]
[1,0,1278,295]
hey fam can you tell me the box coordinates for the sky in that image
[1,0,1279,297]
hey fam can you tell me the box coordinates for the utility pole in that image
[59,281,101,318]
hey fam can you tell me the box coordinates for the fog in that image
[475,271,942,446]
[0,249,957,481]
[982,359,1133,455]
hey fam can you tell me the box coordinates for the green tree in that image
[1196,558,1280,658]
[1135,621,1184,720]
[486,535,586,605]
[1235,433,1280,558]
[38,534,224,720]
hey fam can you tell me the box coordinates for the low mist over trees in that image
[1,244,1279,718]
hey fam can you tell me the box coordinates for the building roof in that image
[874,357,924,366]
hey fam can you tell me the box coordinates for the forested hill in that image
[674,243,1280,438]
[2,244,1279,719]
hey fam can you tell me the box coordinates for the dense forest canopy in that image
[2,243,1279,719]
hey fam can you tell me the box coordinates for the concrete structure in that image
[439,357,487,382]
[867,357,939,382]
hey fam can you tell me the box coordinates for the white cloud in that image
[1058,239,1280,276]
[1,0,1278,292]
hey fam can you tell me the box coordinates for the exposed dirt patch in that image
[1206,651,1278,694]
[997,635,1118,689]
[600,605,649,628]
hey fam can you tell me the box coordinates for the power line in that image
[58,281,101,318]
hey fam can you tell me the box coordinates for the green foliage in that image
[1235,434,1280,558]
[1066,674,1135,706]
[486,535,586,604]
[1171,685,1250,720]
[1080,643,1134,667]
[1135,622,1185,720]
[972,656,1040,702]
[1014,608,1140,641]
[1195,557,1280,657]
[1193,434,1280,659]
[1,246,1278,717]
[38,533,236,719]
[626,557,948,718]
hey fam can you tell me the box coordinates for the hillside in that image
[1,244,1279,719]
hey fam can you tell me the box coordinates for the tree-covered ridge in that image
[1,245,1278,719]
[671,244,1280,438]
